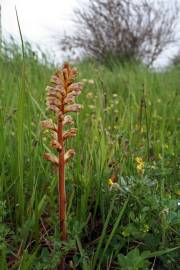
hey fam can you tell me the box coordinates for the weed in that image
[41,64,83,269]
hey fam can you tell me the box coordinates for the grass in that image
[0,40,179,270]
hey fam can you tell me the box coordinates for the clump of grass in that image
[41,63,83,269]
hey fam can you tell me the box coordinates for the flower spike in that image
[41,63,84,270]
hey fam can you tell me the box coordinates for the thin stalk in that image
[15,7,25,225]
[58,91,66,270]
[142,84,150,160]
[58,119,67,242]
[144,98,150,161]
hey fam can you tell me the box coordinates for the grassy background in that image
[0,40,179,269]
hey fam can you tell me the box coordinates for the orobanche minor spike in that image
[41,63,83,270]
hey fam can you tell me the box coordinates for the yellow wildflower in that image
[107,178,114,187]
[107,178,120,191]
[135,157,144,174]
[137,163,144,172]
[135,157,143,164]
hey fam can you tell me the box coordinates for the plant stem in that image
[58,118,67,241]
[144,95,150,161]
[58,112,66,270]
[142,84,150,161]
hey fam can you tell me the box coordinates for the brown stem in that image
[58,113,67,270]
[58,119,67,241]
[59,258,65,270]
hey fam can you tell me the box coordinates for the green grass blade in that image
[98,196,129,267]
[92,195,116,269]
[15,7,26,225]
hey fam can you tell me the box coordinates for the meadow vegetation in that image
[0,40,179,269]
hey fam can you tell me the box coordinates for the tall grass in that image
[0,40,179,269]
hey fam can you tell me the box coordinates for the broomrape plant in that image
[41,63,83,269]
